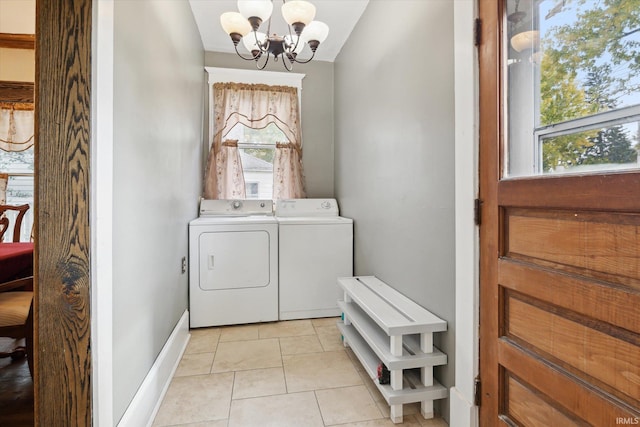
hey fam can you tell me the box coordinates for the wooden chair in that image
[0,202,34,375]
[0,204,30,242]
[0,276,33,376]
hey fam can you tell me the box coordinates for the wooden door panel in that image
[504,208,640,284]
[499,341,639,425]
[504,375,583,427]
[498,174,640,211]
[496,203,640,423]
[505,294,640,404]
[498,259,640,338]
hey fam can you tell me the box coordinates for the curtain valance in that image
[212,82,301,145]
[0,102,35,152]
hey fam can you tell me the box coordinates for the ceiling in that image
[188,0,369,62]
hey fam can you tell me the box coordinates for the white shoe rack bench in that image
[337,276,448,424]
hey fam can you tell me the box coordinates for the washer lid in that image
[275,198,339,217]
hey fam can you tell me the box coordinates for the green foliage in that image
[580,125,638,164]
[538,45,598,126]
[540,37,598,170]
[538,0,640,171]
[547,0,640,103]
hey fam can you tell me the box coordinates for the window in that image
[0,146,34,242]
[226,122,287,200]
[506,0,640,177]
[246,182,259,198]
[205,67,306,200]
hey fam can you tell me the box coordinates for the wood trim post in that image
[35,0,92,425]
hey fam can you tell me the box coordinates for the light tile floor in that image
[153,318,448,427]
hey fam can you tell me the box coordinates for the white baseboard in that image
[117,310,190,427]
[449,386,478,427]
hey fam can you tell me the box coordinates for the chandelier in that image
[220,0,329,71]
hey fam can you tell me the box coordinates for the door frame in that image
[34,1,483,425]
[477,0,502,424]
[35,0,93,424]
[91,0,115,424]
[450,0,482,426]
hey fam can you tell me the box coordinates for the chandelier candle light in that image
[220,0,329,71]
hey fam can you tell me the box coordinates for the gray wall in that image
[204,52,334,198]
[112,1,204,422]
[334,0,455,420]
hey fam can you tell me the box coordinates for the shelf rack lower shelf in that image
[338,321,448,406]
[338,300,447,371]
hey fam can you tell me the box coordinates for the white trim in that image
[535,101,640,139]
[91,0,115,425]
[453,0,480,425]
[117,310,190,427]
[450,386,478,427]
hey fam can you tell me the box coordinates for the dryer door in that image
[199,230,271,290]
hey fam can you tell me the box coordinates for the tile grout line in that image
[312,389,328,427]
[226,370,236,424]
[281,339,291,395]
[161,318,409,427]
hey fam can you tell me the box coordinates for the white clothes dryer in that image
[276,199,353,320]
[189,199,278,328]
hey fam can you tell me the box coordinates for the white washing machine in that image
[189,199,278,328]
[276,199,353,320]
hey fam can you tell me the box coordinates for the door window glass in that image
[506,0,640,177]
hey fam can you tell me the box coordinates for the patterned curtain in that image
[0,102,34,153]
[273,143,305,199]
[214,139,246,199]
[203,82,306,199]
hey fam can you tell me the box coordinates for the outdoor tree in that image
[579,67,637,165]
[538,0,640,170]
[545,0,640,103]
[539,42,597,170]
[580,125,637,164]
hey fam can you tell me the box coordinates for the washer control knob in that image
[232,200,242,210]
[260,202,265,207]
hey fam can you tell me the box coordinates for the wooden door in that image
[478,0,640,425]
